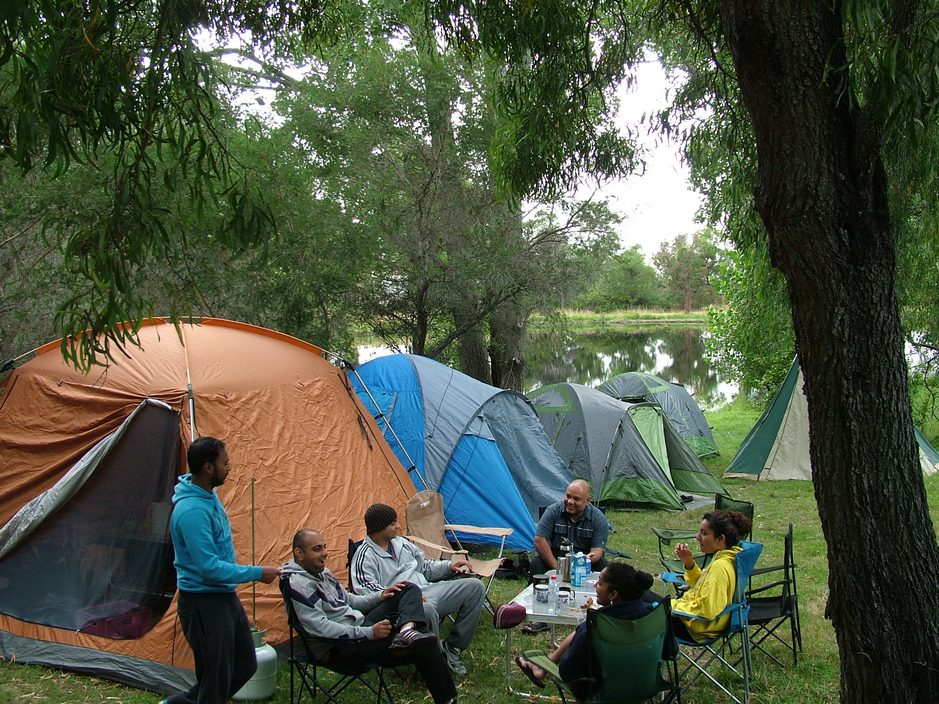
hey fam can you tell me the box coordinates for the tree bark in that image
[489,302,528,390]
[719,2,939,701]
[452,305,491,382]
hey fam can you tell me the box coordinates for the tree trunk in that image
[720,3,939,701]
[489,303,528,390]
[452,302,491,382]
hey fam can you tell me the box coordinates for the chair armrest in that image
[750,562,784,578]
[444,524,513,537]
[746,579,786,597]
[652,527,698,541]
[672,600,738,623]
[660,571,688,587]
[405,534,468,560]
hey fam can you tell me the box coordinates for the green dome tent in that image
[725,357,939,480]
[529,382,728,509]
[598,372,719,458]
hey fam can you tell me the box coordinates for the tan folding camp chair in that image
[405,490,513,613]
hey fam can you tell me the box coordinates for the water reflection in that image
[524,327,737,410]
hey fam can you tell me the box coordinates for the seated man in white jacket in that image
[283,529,457,704]
[350,503,486,677]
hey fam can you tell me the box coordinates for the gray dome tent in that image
[598,371,719,458]
[529,382,727,509]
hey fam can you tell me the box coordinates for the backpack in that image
[493,551,531,580]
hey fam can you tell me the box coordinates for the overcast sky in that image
[581,59,704,260]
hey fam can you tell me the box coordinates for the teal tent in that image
[725,357,939,480]
[529,382,728,509]
[598,372,719,458]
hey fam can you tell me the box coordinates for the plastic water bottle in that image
[548,575,559,613]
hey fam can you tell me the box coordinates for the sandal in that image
[521,621,550,634]
[515,655,546,689]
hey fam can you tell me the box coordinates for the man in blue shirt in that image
[532,480,609,576]
[165,437,280,704]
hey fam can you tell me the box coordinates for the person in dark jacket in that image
[164,437,280,704]
[515,563,662,699]
[284,528,458,704]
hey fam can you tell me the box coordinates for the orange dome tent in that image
[0,318,414,694]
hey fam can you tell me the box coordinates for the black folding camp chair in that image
[746,523,802,665]
[279,575,395,704]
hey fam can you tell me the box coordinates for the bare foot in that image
[515,655,547,687]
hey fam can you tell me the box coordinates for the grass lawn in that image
[3,397,937,703]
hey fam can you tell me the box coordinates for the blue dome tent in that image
[348,355,572,550]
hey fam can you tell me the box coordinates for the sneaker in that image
[442,641,468,677]
[388,627,437,656]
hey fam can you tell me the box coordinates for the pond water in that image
[358,326,738,410]
[523,327,737,410]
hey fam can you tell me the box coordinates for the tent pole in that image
[178,324,197,441]
[322,350,427,489]
[251,477,257,626]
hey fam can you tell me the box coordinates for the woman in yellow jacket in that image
[671,509,753,642]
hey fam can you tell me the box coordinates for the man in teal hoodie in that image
[165,437,280,704]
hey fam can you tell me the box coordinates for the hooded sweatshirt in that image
[672,545,742,641]
[350,535,452,595]
[170,473,262,592]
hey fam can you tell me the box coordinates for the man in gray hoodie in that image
[283,528,457,704]
[350,503,486,677]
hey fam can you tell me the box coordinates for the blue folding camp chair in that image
[671,540,763,704]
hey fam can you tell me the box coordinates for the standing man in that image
[165,437,280,704]
[350,503,486,677]
[532,479,609,576]
[284,529,457,704]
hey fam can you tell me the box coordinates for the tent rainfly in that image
[348,354,572,550]
[529,382,728,509]
[725,357,939,480]
[0,318,414,694]
[598,371,719,458]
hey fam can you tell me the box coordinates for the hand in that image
[674,544,695,569]
[259,566,281,584]
[450,559,473,574]
[372,619,393,639]
[381,582,407,601]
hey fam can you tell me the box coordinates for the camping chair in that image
[522,599,680,704]
[653,495,754,574]
[279,575,396,704]
[746,523,802,666]
[405,490,512,612]
[671,540,763,704]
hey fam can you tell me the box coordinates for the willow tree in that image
[430,1,939,701]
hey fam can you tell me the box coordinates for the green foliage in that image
[652,230,720,312]
[265,10,620,370]
[706,246,795,399]
[430,0,643,200]
[573,245,664,311]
